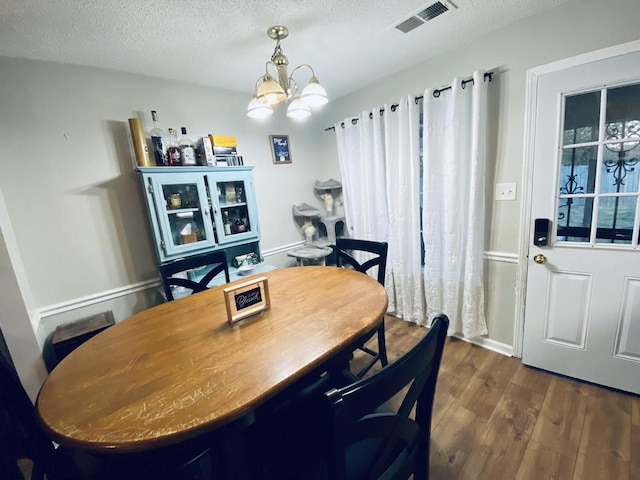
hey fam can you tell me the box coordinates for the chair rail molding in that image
[483,251,518,263]
[37,279,160,320]
[34,245,518,353]
[262,241,305,257]
[35,243,306,328]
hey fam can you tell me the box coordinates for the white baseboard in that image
[452,333,513,357]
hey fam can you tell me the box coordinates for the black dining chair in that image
[248,314,449,480]
[0,348,65,479]
[0,347,218,480]
[159,250,230,301]
[334,238,389,377]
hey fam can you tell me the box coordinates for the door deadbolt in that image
[533,253,546,264]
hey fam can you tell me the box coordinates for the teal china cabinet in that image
[137,166,272,285]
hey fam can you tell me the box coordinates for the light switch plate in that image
[496,182,517,201]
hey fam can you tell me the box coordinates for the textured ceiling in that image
[0,0,570,101]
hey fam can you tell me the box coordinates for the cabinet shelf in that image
[219,202,247,208]
[166,207,200,215]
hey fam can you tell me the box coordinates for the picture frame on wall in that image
[269,134,292,164]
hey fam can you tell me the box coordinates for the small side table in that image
[287,246,333,266]
[51,311,115,368]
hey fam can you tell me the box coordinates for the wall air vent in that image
[393,1,451,34]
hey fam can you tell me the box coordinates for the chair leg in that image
[355,319,388,378]
[377,318,388,367]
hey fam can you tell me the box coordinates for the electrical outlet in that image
[495,182,517,201]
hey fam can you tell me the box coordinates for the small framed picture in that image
[223,276,271,324]
[269,134,292,164]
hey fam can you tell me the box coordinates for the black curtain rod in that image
[324,71,493,132]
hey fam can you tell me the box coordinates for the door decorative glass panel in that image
[557,83,640,245]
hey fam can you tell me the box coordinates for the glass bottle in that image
[166,128,184,166]
[235,215,246,233]
[178,127,197,165]
[223,211,232,235]
[150,110,169,166]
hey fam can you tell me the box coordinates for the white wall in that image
[0,58,327,351]
[0,186,47,399]
[316,0,640,347]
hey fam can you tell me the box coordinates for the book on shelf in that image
[215,155,244,167]
[209,135,238,156]
[197,136,215,165]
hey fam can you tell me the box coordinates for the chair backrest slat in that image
[159,250,230,301]
[335,238,388,286]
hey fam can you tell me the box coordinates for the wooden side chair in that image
[248,315,450,480]
[159,250,230,301]
[335,238,389,377]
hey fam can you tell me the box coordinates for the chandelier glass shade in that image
[247,26,328,120]
[246,97,273,119]
[286,94,312,119]
[255,73,287,105]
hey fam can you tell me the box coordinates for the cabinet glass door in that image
[210,176,258,244]
[152,176,216,255]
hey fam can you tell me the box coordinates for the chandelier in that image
[247,26,328,120]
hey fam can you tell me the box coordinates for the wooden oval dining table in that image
[36,266,388,455]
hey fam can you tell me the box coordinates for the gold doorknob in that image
[533,253,546,264]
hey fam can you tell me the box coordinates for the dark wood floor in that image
[19,315,638,479]
[351,315,640,480]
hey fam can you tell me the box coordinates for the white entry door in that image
[522,45,640,395]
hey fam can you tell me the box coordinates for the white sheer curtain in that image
[335,111,387,241]
[335,98,425,323]
[384,97,424,322]
[422,70,489,338]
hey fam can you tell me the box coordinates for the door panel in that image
[544,271,591,348]
[617,279,640,360]
[523,47,640,395]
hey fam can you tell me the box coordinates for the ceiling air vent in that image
[394,16,425,34]
[417,1,449,22]
[393,1,451,34]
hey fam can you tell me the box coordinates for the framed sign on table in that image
[269,135,292,164]
[223,277,271,323]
